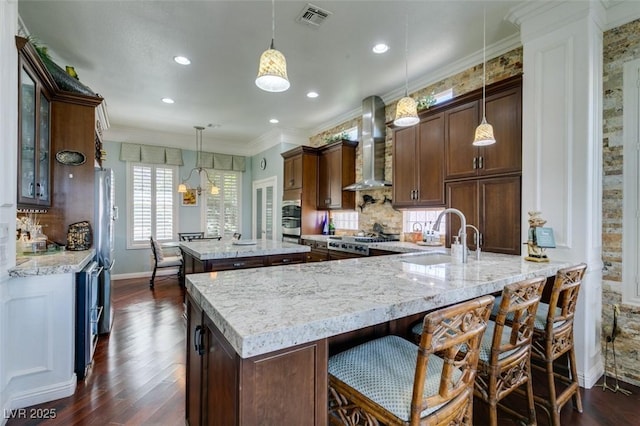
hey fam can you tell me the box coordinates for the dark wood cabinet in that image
[445,176,521,255]
[301,239,329,262]
[444,86,521,180]
[283,154,303,190]
[317,140,358,210]
[392,113,445,207]
[368,248,397,257]
[186,293,328,425]
[17,40,52,208]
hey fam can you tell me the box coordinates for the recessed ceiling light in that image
[372,43,389,54]
[161,97,175,104]
[174,56,191,65]
[269,118,279,124]
[306,91,319,98]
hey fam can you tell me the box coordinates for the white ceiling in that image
[18,0,529,156]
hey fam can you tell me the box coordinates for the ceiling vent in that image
[296,3,332,27]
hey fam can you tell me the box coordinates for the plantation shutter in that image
[132,165,152,242]
[131,163,176,245]
[204,170,241,237]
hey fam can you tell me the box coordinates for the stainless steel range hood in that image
[343,95,391,191]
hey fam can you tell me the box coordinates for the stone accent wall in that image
[601,18,640,387]
[308,47,522,234]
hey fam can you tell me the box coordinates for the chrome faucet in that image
[461,224,481,261]
[433,208,467,263]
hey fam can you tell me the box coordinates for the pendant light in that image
[178,126,220,196]
[394,13,419,127]
[473,8,496,146]
[256,0,290,92]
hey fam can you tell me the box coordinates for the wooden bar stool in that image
[328,295,494,425]
[473,276,546,426]
[528,263,587,426]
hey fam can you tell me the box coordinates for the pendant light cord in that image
[271,0,276,48]
[482,7,486,118]
[404,13,409,96]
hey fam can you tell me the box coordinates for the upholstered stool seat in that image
[149,236,183,289]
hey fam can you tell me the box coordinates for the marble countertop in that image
[180,238,310,260]
[187,251,569,358]
[10,249,95,277]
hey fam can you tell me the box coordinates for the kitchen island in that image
[185,250,569,425]
[179,238,310,286]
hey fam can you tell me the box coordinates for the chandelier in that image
[177,126,219,196]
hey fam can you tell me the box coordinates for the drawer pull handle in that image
[233,262,245,267]
[194,325,204,356]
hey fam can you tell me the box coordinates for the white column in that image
[508,0,605,388]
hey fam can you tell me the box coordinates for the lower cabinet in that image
[186,294,328,425]
[445,175,521,255]
[301,239,329,262]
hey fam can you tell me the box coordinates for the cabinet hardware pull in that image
[281,259,290,263]
[326,198,331,205]
[479,233,483,246]
[233,262,245,267]
[473,157,477,169]
[479,156,484,169]
[194,325,204,356]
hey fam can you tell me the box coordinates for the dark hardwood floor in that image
[6,275,640,425]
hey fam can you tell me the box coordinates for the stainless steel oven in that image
[282,200,301,238]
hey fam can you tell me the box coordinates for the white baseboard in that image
[112,267,179,281]
[4,375,76,413]
[580,359,604,389]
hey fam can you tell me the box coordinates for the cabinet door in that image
[318,148,341,209]
[480,87,522,176]
[18,62,51,207]
[185,295,203,426]
[284,155,302,190]
[445,180,479,248]
[204,315,239,425]
[417,112,445,206]
[392,126,417,207]
[445,100,479,180]
[479,176,521,255]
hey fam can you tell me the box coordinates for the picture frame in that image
[181,189,198,207]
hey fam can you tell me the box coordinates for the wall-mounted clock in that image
[260,157,267,170]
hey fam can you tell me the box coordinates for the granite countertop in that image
[187,251,569,358]
[10,249,95,277]
[180,238,310,260]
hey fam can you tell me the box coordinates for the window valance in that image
[197,152,246,172]
[120,142,245,171]
[120,143,184,166]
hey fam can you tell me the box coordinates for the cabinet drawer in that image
[266,253,306,266]
[204,256,266,271]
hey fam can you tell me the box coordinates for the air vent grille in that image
[296,3,332,27]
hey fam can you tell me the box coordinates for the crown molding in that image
[605,0,640,30]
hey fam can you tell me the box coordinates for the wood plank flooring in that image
[6,275,640,425]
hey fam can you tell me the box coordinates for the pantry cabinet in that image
[392,112,445,208]
[445,176,521,255]
[317,140,358,210]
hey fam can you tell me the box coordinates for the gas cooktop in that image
[327,234,400,255]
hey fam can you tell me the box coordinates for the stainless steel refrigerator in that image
[95,168,116,334]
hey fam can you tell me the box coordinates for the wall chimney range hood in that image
[344,95,390,191]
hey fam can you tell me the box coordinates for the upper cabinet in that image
[283,153,303,190]
[444,84,522,180]
[393,112,445,208]
[317,140,358,210]
[18,47,52,208]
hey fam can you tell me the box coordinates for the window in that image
[202,170,242,237]
[332,211,358,231]
[127,163,178,248]
[403,209,446,233]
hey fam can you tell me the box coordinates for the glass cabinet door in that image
[19,67,36,203]
[18,63,51,207]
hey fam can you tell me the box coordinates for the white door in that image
[252,176,277,240]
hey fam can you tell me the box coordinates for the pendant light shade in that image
[473,8,496,146]
[394,13,418,127]
[256,0,289,92]
[394,96,420,127]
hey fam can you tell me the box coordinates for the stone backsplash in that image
[601,18,640,385]
[308,47,523,234]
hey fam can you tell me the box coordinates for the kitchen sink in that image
[401,253,451,266]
